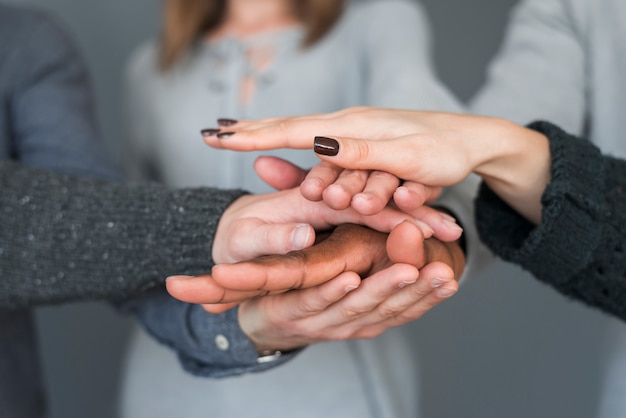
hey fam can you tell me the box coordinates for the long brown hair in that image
[159,0,345,71]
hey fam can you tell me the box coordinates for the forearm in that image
[0,161,246,308]
[475,122,626,319]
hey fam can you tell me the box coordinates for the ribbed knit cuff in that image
[475,121,605,286]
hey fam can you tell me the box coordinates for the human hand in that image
[212,186,459,266]
[300,161,442,213]
[253,155,461,238]
[168,221,463,351]
[167,221,464,307]
[203,107,481,186]
[256,155,442,213]
[205,108,550,223]
[239,257,457,352]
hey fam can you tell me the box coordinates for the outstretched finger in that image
[218,219,316,263]
[166,275,267,305]
[274,272,362,319]
[384,262,458,325]
[212,224,387,291]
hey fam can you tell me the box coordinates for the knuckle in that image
[378,304,404,319]
[339,305,364,320]
[353,140,371,164]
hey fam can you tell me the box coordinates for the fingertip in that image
[393,187,422,211]
[291,223,315,251]
[436,282,458,298]
[351,192,386,216]
[420,261,456,284]
[387,221,426,266]
[322,184,352,210]
[165,275,192,295]
[430,217,464,242]
[202,135,224,149]
[300,178,325,201]
[313,136,340,157]
[325,272,361,301]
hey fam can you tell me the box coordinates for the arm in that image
[0,160,410,376]
[2,11,304,379]
[475,121,626,320]
[0,161,244,308]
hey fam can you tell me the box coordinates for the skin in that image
[205,107,551,224]
[168,159,464,352]
[168,220,465,352]
[211,185,463,267]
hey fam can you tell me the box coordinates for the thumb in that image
[386,220,426,267]
[217,220,316,263]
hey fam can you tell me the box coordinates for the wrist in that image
[474,121,550,224]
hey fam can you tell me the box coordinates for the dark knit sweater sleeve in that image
[0,161,246,308]
[475,121,626,319]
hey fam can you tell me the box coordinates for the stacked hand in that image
[203,107,550,223]
[166,147,465,351]
[168,220,464,352]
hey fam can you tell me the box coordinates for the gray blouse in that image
[123,2,466,418]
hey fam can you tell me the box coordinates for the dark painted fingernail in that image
[200,128,220,137]
[217,118,238,127]
[314,136,339,156]
[217,131,235,139]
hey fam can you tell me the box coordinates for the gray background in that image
[3,0,619,417]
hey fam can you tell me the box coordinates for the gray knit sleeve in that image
[475,122,626,319]
[0,161,246,308]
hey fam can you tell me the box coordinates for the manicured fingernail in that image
[437,286,457,298]
[217,118,238,126]
[443,218,463,232]
[345,285,359,293]
[314,136,339,156]
[201,128,220,137]
[291,224,312,250]
[431,277,450,288]
[166,275,193,282]
[398,279,417,289]
[217,131,235,139]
